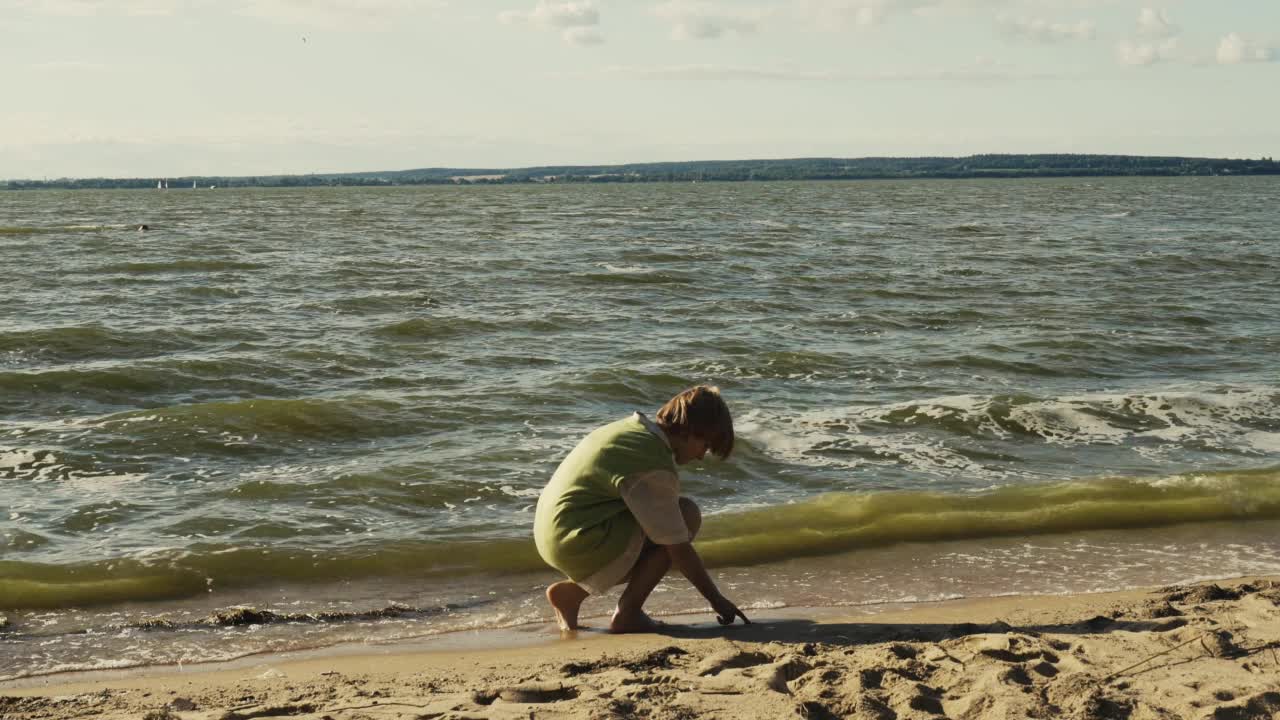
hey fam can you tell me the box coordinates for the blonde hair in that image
[656,385,734,459]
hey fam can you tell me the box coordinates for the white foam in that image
[1009,402,1130,446]
[736,410,837,467]
[499,485,540,499]
[0,449,40,469]
[734,384,1280,486]
[1244,431,1280,453]
[0,657,141,682]
[739,405,1011,481]
[597,263,649,274]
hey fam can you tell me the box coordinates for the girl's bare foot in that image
[546,581,589,631]
[609,606,665,634]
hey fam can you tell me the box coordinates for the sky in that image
[1,0,1277,179]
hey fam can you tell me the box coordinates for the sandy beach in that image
[4,575,1279,720]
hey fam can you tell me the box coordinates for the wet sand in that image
[3,576,1279,719]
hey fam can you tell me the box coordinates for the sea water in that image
[2,178,1278,679]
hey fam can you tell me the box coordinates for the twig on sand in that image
[1198,635,1214,657]
[323,701,436,713]
[1103,633,1207,681]
[1234,641,1280,662]
[1105,632,1280,682]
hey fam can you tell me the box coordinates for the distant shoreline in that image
[5,153,1278,189]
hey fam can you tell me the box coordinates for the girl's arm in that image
[665,542,750,625]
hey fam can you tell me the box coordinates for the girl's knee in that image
[678,496,702,539]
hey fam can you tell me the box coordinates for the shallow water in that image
[1,178,1278,678]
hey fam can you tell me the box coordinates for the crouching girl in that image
[534,385,750,633]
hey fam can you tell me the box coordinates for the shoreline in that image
[5,575,1278,719]
[7,156,1280,189]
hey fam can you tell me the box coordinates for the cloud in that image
[1116,37,1178,65]
[563,25,604,45]
[997,14,1095,44]
[785,0,1001,30]
[499,1,598,29]
[1216,33,1274,65]
[653,1,763,40]
[788,0,905,28]
[1135,7,1176,39]
[1116,7,1180,65]
[499,0,602,45]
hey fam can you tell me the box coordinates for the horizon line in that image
[6,152,1278,184]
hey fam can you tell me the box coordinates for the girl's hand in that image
[711,594,751,626]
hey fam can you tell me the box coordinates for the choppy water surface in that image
[2,178,1279,678]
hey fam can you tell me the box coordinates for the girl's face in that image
[673,433,710,465]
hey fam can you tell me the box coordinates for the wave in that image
[917,354,1100,378]
[0,325,199,363]
[95,396,423,444]
[91,260,266,273]
[942,223,998,234]
[574,270,689,286]
[698,466,1280,568]
[681,350,853,381]
[0,538,539,610]
[0,224,141,235]
[749,387,1280,459]
[3,466,1276,610]
[0,361,285,406]
[367,317,497,339]
[546,368,693,405]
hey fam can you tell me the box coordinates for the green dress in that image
[534,413,680,584]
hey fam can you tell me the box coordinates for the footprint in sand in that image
[1212,691,1280,720]
[471,682,579,705]
[695,647,774,677]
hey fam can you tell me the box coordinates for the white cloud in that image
[1116,37,1177,65]
[1115,7,1181,66]
[788,0,907,28]
[499,1,598,29]
[997,15,1094,44]
[1216,33,1274,65]
[563,25,604,45]
[785,0,1005,29]
[499,1,602,45]
[653,1,763,40]
[1135,7,1176,39]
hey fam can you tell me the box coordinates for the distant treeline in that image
[6,154,1279,190]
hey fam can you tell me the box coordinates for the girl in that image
[534,385,750,633]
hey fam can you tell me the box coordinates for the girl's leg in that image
[546,581,589,631]
[610,497,702,633]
